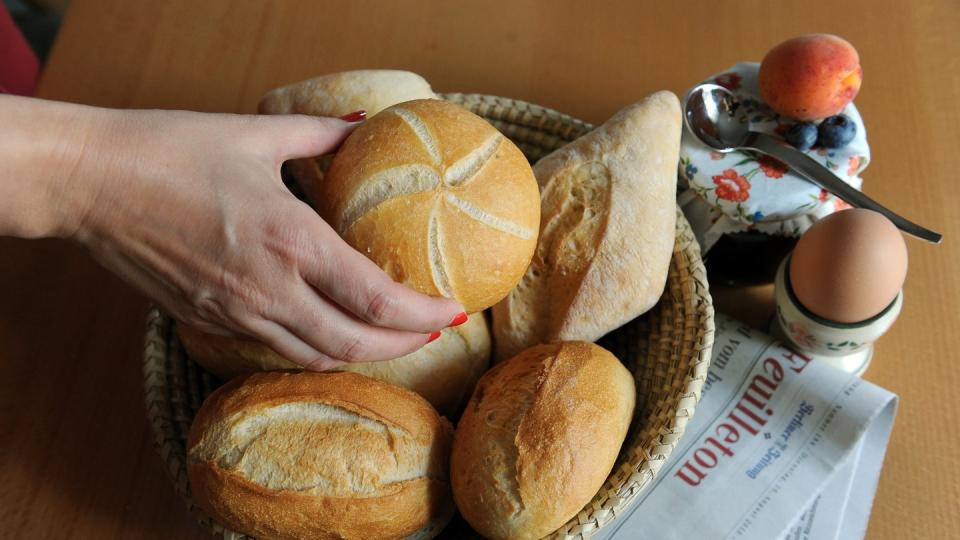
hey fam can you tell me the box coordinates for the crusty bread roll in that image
[188,371,454,540]
[258,70,438,195]
[176,315,491,416]
[258,70,438,117]
[451,342,635,540]
[316,99,541,313]
[176,324,301,374]
[492,91,681,359]
[342,314,491,416]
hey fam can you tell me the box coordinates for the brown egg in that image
[789,208,908,323]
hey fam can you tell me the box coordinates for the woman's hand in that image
[0,96,465,370]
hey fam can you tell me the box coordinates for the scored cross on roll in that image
[312,99,541,314]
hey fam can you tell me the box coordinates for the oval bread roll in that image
[492,91,681,360]
[258,70,438,193]
[318,99,541,313]
[187,371,454,540]
[258,70,438,118]
[342,314,491,415]
[176,324,301,375]
[451,342,636,540]
[176,315,491,416]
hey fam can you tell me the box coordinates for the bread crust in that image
[451,342,635,540]
[187,371,454,540]
[341,314,491,415]
[176,315,491,416]
[176,323,300,376]
[258,70,439,203]
[492,91,681,359]
[257,70,438,117]
[320,99,540,313]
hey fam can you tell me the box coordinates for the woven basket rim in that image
[143,93,715,540]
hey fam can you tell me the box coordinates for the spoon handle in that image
[745,133,943,244]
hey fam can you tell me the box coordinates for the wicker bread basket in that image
[143,93,715,539]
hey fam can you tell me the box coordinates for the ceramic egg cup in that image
[771,256,903,376]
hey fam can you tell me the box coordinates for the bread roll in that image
[343,314,491,415]
[176,315,491,416]
[258,70,438,195]
[188,371,454,540]
[492,91,681,359]
[177,324,301,375]
[258,70,437,117]
[451,342,635,540]
[317,99,540,313]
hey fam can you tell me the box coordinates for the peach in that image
[759,34,862,121]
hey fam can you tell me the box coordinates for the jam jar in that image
[678,62,870,285]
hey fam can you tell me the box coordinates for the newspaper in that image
[597,313,898,540]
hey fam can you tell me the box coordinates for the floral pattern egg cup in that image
[771,256,903,377]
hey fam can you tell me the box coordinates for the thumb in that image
[265,112,365,162]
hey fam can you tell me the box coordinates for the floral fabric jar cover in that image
[679,62,870,252]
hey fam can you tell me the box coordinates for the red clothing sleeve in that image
[0,3,40,95]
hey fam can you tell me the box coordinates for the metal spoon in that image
[683,83,942,244]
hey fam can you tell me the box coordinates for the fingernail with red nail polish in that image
[338,110,366,123]
[448,312,468,327]
[426,331,442,344]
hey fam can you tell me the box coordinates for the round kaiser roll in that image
[187,371,454,540]
[176,314,491,416]
[451,342,636,540]
[315,99,541,313]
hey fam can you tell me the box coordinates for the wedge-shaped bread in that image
[492,91,681,359]
[177,314,491,417]
[188,371,454,540]
[258,70,438,195]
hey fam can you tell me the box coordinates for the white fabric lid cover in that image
[679,62,870,252]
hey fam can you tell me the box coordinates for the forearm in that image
[0,97,461,365]
[0,95,112,238]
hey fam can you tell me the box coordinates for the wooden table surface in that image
[2,0,958,538]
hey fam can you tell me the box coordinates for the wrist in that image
[0,95,116,238]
